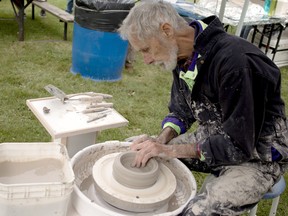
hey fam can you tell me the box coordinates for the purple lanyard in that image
[185,20,203,72]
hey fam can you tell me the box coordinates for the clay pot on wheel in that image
[113,151,160,189]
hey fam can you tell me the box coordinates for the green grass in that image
[0,0,288,215]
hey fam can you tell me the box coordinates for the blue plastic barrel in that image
[71,22,129,81]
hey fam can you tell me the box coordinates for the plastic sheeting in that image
[197,0,266,21]
[76,0,135,10]
[75,0,135,32]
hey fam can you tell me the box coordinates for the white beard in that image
[154,42,178,72]
[164,45,178,71]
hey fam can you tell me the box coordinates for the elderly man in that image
[118,1,288,215]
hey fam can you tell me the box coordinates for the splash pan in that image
[92,152,177,212]
[71,141,197,216]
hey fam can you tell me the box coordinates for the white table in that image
[26,94,128,157]
[172,0,287,35]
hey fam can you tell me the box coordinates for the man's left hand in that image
[130,139,173,167]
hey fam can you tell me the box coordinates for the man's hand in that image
[131,138,173,167]
[129,128,199,167]
[129,134,154,145]
[131,138,199,168]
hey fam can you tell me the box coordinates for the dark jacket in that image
[165,16,288,168]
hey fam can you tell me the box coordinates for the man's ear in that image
[161,23,174,38]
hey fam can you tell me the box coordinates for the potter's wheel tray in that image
[71,141,197,216]
[92,152,177,212]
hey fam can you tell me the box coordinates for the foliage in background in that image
[0,0,288,215]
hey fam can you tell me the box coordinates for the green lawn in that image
[0,0,288,215]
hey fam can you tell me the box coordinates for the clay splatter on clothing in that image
[178,162,281,216]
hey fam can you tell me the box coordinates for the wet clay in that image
[0,158,65,184]
[112,151,160,189]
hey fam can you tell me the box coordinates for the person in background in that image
[40,8,46,17]
[36,0,46,17]
[66,0,73,14]
[118,0,288,215]
[12,0,45,17]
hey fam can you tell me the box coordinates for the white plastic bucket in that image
[0,142,75,216]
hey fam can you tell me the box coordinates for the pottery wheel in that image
[92,152,177,213]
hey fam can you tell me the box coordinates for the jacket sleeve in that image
[162,69,196,135]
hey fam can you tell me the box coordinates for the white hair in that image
[118,0,188,41]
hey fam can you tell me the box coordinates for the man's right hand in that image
[130,134,154,145]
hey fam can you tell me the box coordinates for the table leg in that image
[54,132,98,158]
[32,3,35,20]
[272,25,284,61]
[18,6,24,41]
[10,0,25,41]
[265,24,275,55]
[11,0,33,41]
[251,25,257,44]
[64,22,68,40]
[258,24,267,49]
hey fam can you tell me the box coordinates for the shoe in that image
[40,10,46,17]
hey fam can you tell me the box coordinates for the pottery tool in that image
[86,103,113,109]
[81,107,108,114]
[67,96,104,103]
[87,113,107,123]
[44,84,68,103]
[44,84,112,104]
